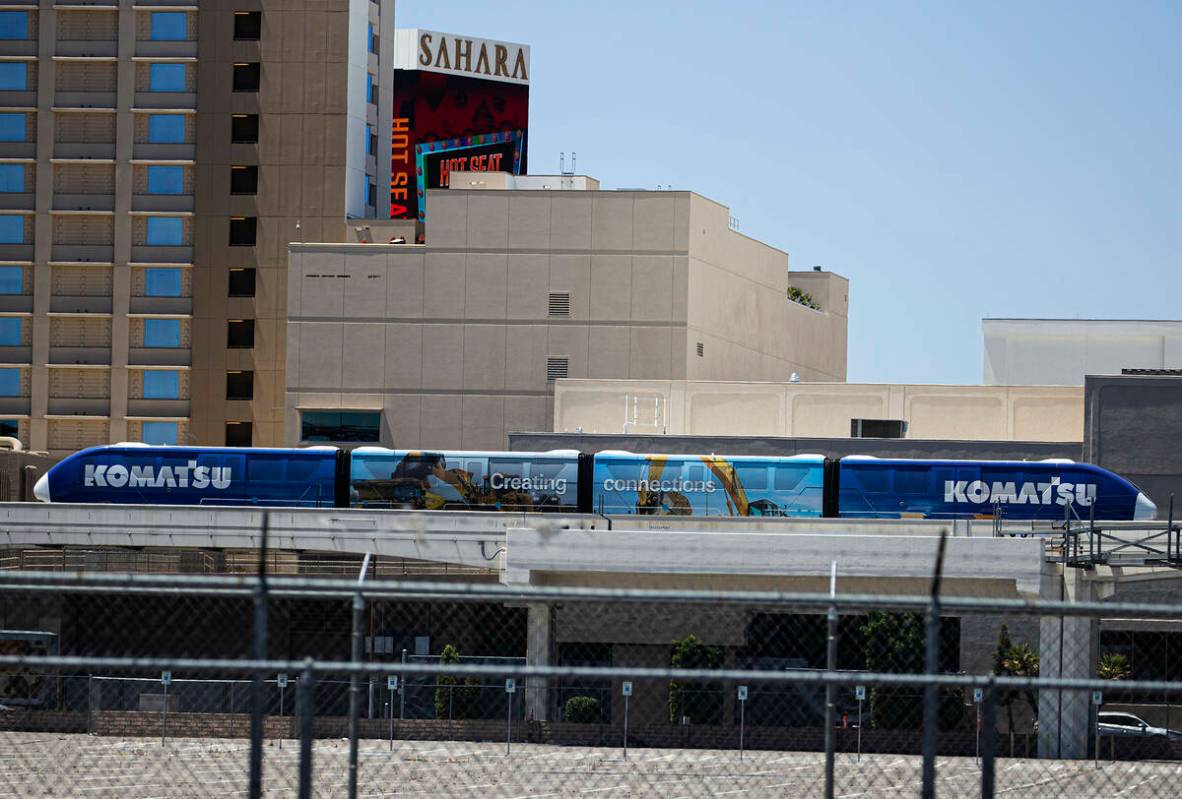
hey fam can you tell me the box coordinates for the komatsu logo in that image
[944,478,1095,506]
[84,461,232,490]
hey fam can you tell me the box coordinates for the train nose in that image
[1134,492,1157,521]
[33,473,49,502]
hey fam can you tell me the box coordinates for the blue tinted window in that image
[0,113,24,141]
[142,421,178,445]
[0,418,16,438]
[145,216,183,245]
[147,114,185,143]
[366,73,373,103]
[367,23,375,53]
[0,368,19,396]
[144,267,181,296]
[0,266,21,294]
[146,165,183,194]
[0,317,18,345]
[148,63,186,92]
[365,125,373,155]
[150,12,187,41]
[0,164,22,193]
[301,411,380,443]
[0,12,28,40]
[143,370,180,399]
[144,318,180,347]
[0,215,23,244]
[0,62,27,91]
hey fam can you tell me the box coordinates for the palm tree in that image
[993,625,1040,735]
[1098,653,1132,681]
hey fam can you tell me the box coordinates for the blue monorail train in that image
[34,444,1157,521]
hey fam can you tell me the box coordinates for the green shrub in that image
[668,634,723,725]
[563,695,601,724]
[434,644,479,720]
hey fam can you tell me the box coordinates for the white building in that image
[982,319,1182,386]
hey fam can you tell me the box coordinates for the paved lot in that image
[2,734,1180,797]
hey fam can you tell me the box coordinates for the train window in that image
[892,468,930,495]
[606,459,642,481]
[490,459,524,477]
[735,464,768,490]
[687,464,705,483]
[465,460,485,482]
[284,459,320,483]
[774,465,812,491]
[852,468,889,494]
[247,458,282,482]
[530,462,563,481]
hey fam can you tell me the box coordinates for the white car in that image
[1097,712,1182,740]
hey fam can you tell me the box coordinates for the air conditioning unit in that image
[850,419,908,439]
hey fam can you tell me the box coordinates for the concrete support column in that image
[1038,564,1098,759]
[524,601,553,722]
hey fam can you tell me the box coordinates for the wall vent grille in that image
[546,357,569,381]
[696,342,704,357]
[548,292,570,317]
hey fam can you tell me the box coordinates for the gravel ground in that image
[2,733,1180,798]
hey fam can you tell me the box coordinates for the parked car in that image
[1097,712,1182,740]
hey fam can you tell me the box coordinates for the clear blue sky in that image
[395,1,1182,384]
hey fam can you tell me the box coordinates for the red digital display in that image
[391,71,529,220]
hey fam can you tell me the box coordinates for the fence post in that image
[981,682,996,799]
[823,561,837,799]
[921,532,948,799]
[248,512,270,799]
[348,591,364,799]
[297,659,315,799]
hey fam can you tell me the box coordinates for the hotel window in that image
[142,370,180,399]
[366,73,374,104]
[142,420,178,445]
[0,12,28,40]
[230,165,257,195]
[150,12,187,41]
[0,418,16,438]
[368,23,376,54]
[0,216,23,244]
[227,319,254,348]
[146,217,184,245]
[0,164,22,193]
[146,165,184,195]
[225,421,252,447]
[232,63,260,92]
[144,318,181,348]
[226,370,253,400]
[0,63,27,91]
[0,113,24,141]
[228,217,256,246]
[147,114,185,143]
[231,114,258,143]
[0,368,19,396]
[0,266,21,294]
[233,11,261,41]
[144,267,182,297]
[148,64,187,92]
[228,268,255,297]
[0,317,19,345]
[301,411,380,443]
[366,125,374,155]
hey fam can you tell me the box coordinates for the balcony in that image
[130,245,191,263]
[55,41,118,58]
[131,194,194,213]
[128,347,190,366]
[0,244,33,261]
[0,193,33,210]
[54,141,116,159]
[133,91,194,110]
[51,244,114,263]
[53,193,115,212]
[134,41,197,59]
[133,143,194,161]
[127,398,189,417]
[128,295,191,315]
[49,346,110,365]
[0,41,37,58]
[0,397,30,414]
[0,345,30,363]
[0,295,32,313]
[47,397,109,416]
[54,91,117,109]
[50,295,112,314]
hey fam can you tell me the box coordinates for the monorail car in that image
[33,445,1158,521]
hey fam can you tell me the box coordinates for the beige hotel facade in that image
[0,0,394,455]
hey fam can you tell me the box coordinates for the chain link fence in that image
[3,551,1182,797]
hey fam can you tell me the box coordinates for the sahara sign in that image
[393,29,530,86]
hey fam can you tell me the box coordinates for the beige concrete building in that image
[0,0,394,455]
[285,174,849,449]
[551,379,1084,442]
[984,318,1182,386]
